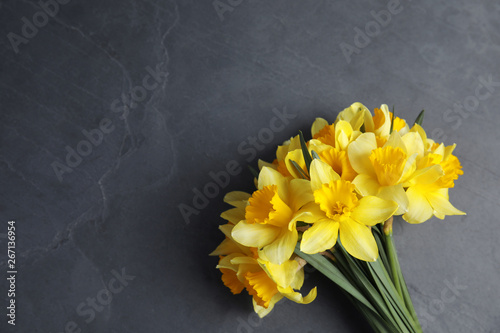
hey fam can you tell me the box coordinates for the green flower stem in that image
[295,225,424,333]
[383,230,422,331]
[294,245,377,314]
[385,228,403,297]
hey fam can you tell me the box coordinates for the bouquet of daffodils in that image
[210,103,464,332]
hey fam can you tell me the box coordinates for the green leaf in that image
[340,284,398,333]
[413,110,425,126]
[383,231,422,329]
[311,150,321,160]
[387,238,403,296]
[398,264,420,325]
[349,295,401,333]
[336,245,404,331]
[372,229,392,280]
[368,260,420,332]
[299,130,313,174]
[290,160,309,179]
[390,106,395,134]
[248,165,259,179]
[294,245,377,313]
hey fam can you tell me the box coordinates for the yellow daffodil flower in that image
[391,114,409,134]
[371,105,392,138]
[211,223,316,317]
[402,142,465,223]
[371,105,410,138]
[299,159,398,261]
[212,103,466,326]
[310,118,360,151]
[231,167,316,264]
[258,135,303,178]
[336,102,374,131]
[348,131,423,215]
[307,119,359,181]
[275,135,303,177]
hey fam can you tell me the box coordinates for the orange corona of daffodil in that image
[299,159,398,261]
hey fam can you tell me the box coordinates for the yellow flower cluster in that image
[210,193,316,317]
[211,102,464,317]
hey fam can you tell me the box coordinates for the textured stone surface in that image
[1,0,499,332]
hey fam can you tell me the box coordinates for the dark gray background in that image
[1,0,499,332]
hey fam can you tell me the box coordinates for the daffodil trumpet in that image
[211,103,464,332]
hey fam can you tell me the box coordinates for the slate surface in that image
[1,0,499,332]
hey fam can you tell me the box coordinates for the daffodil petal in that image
[296,202,327,223]
[407,164,444,186]
[443,143,457,160]
[223,191,251,208]
[308,139,332,154]
[301,286,317,304]
[351,196,398,226]
[378,184,409,215]
[263,259,298,288]
[402,186,434,224]
[276,142,290,162]
[289,179,314,210]
[410,123,427,145]
[339,219,378,262]
[337,102,372,131]
[426,188,466,219]
[335,120,353,150]
[311,118,329,137]
[289,211,319,230]
[402,132,424,158]
[217,223,254,257]
[258,167,289,202]
[281,287,317,304]
[258,159,275,170]
[348,133,377,175]
[300,220,339,254]
[210,238,241,256]
[219,223,234,238]
[352,174,381,196]
[261,229,298,264]
[285,149,307,179]
[375,104,392,137]
[221,207,245,224]
[216,253,244,270]
[253,294,284,318]
[231,256,258,266]
[433,143,445,156]
[337,132,349,151]
[384,130,407,154]
[291,261,305,289]
[310,159,340,192]
[288,135,302,152]
[400,153,418,183]
[232,222,281,248]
